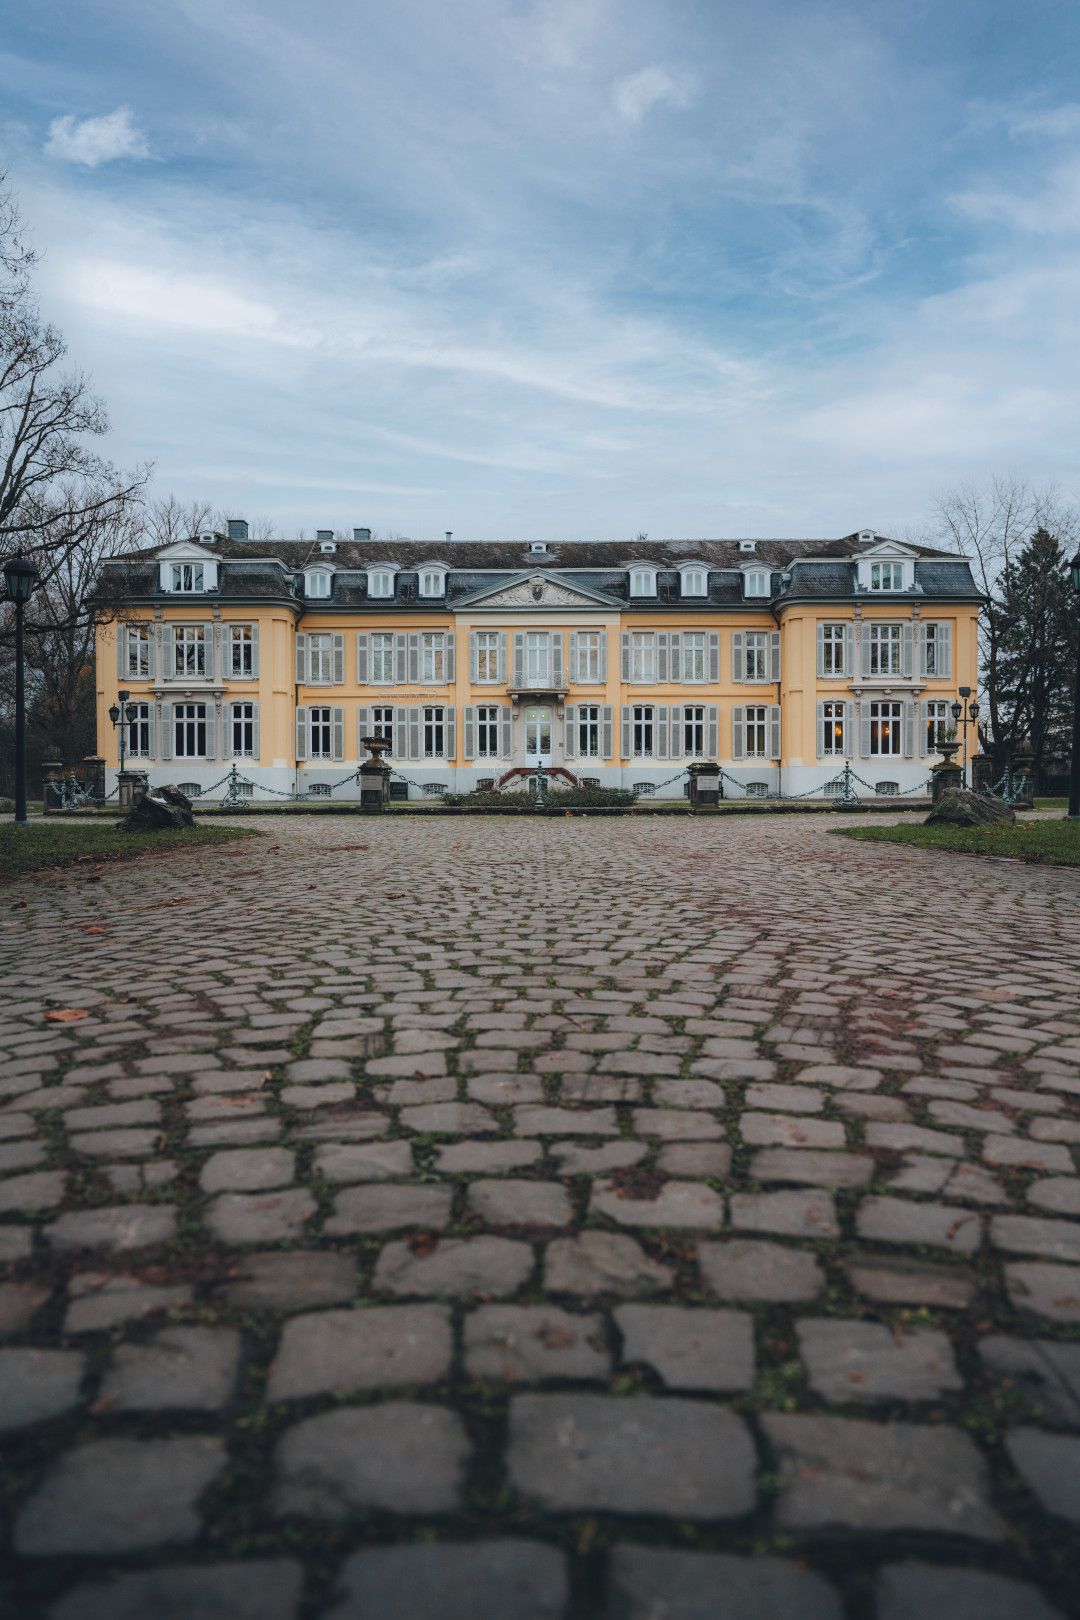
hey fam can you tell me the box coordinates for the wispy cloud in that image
[612,66,693,127]
[44,106,149,168]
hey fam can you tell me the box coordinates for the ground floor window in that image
[476,705,500,757]
[174,703,207,758]
[127,703,151,756]
[632,705,653,757]
[869,701,902,756]
[231,702,255,756]
[424,706,445,757]
[745,705,768,758]
[371,706,393,751]
[925,700,950,754]
[577,705,600,757]
[683,705,704,756]
[309,706,333,759]
[308,782,331,797]
[821,700,845,757]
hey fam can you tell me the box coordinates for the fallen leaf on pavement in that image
[43,1008,89,1023]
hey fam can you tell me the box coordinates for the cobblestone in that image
[2,812,1079,1616]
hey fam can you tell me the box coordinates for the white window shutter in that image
[295,633,307,683]
[564,705,576,759]
[769,631,781,683]
[251,704,260,760]
[296,707,308,761]
[941,623,953,679]
[657,633,669,683]
[356,634,369,684]
[248,623,258,678]
[598,630,607,681]
[600,705,614,758]
[159,561,172,592]
[732,632,745,683]
[732,707,745,759]
[407,707,421,759]
[769,704,782,760]
[656,705,669,759]
[463,705,476,758]
[358,707,370,751]
[551,633,564,688]
[445,707,455,760]
[668,708,683,759]
[902,698,915,758]
[816,701,826,759]
[569,633,579,683]
[860,701,872,757]
[165,626,177,679]
[816,623,825,677]
[469,632,479,682]
[513,632,525,687]
[667,632,681,683]
[446,632,456,683]
[203,704,216,759]
[407,633,421,683]
[147,704,158,759]
[919,700,930,757]
[116,626,127,678]
[393,705,408,756]
[224,702,235,757]
[333,634,345,684]
[845,622,856,676]
[621,705,632,758]
[707,631,720,683]
[204,624,216,680]
[861,624,873,678]
[901,622,914,677]
[621,632,631,682]
[705,705,718,758]
[844,701,855,758]
[161,702,172,760]
[497,633,508,683]
[394,634,408,684]
[499,706,512,758]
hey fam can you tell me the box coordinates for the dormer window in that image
[870,562,904,591]
[629,567,657,598]
[744,570,770,598]
[738,540,757,553]
[169,562,205,593]
[319,540,337,555]
[418,565,447,599]
[304,570,332,599]
[368,568,395,599]
[679,566,708,597]
[529,542,548,555]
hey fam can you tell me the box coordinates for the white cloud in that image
[45,107,149,168]
[612,66,693,127]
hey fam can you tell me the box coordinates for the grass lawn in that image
[0,823,254,883]
[837,816,1080,866]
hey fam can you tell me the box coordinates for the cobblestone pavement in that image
[1,812,1079,1618]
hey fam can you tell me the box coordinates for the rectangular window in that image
[576,631,602,682]
[745,705,768,757]
[423,706,445,757]
[420,570,444,598]
[925,700,950,754]
[821,623,847,676]
[125,626,151,678]
[476,706,500,757]
[309,706,333,758]
[170,563,204,592]
[174,626,206,676]
[577,705,600,757]
[229,625,253,676]
[174,702,207,757]
[923,623,948,676]
[744,632,768,682]
[526,632,549,684]
[371,633,394,683]
[308,634,333,683]
[475,631,501,683]
[870,562,904,591]
[372,705,393,751]
[822,700,846,756]
[632,705,654,756]
[744,571,769,597]
[868,623,901,676]
[683,705,705,755]
[368,571,393,598]
[231,702,255,756]
[681,632,706,682]
[127,702,151,756]
[681,568,707,596]
[422,632,446,684]
[630,632,655,682]
[870,701,903,756]
[305,572,331,599]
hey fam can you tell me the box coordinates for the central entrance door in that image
[524,705,553,766]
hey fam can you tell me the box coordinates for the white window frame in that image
[925,700,950,754]
[228,625,254,677]
[821,700,846,757]
[307,633,334,684]
[577,704,601,757]
[629,567,656,598]
[744,631,769,682]
[475,631,501,683]
[869,700,903,756]
[683,705,705,756]
[868,623,902,677]
[368,569,394,599]
[421,632,447,684]
[419,569,446,599]
[680,567,707,597]
[169,562,205,593]
[630,631,655,683]
[174,702,207,758]
[922,622,950,677]
[476,705,500,758]
[744,570,770,598]
[231,701,255,757]
[304,570,331,599]
[174,626,206,677]
[371,632,395,683]
[576,630,602,683]
[309,706,333,759]
[632,704,654,757]
[681,632,706,683]
[423,705,446,758]
[125,626,151,678]
[745,705,769,758]
[372,705,394,750]
[525,632,550,684]
[127,702,151,757]
[821,623,846,677]
[870,561,904,592]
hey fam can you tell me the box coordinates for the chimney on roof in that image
[316,529,334,543]
[226,518,248,541]
[353,527,371,542]
[445,531,452,545]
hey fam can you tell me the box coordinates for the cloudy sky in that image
[3,0,1079,540]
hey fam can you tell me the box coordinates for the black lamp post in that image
[951,687,978,787]
[3,551,39,828]
[109,689,132,775]
[1069,548,1080,820]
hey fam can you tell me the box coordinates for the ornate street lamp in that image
[109,689,133,774]
[3,551,39,828]
[1069,548,1080,820]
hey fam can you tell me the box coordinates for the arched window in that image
[629,567,656,598]
[304,570,331,599]
[680,567,708,597]
[368,569,394,599]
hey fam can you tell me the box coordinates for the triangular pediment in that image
[454,571,621,610]
[154,539,221,561]
[859,539,920,560]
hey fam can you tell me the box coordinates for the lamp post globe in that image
[3,550,38,829]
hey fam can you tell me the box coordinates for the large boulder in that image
[925,789,1015,829]
[120,783,195,832]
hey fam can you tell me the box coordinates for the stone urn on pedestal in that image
[930,739,963,804]
[359,736,392,809]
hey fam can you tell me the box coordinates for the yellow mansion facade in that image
[95,525,982,800]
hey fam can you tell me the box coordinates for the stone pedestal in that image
[931,761,963,804]
[359,762,391,809]
[42,762,64,812]
[117,770,149,809]
[81,756,106,802]
[687,762,721,806]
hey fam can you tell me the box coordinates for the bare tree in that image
[141,493,214,549]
